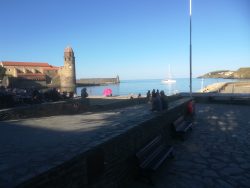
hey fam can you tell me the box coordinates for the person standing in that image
[81,88,88,98]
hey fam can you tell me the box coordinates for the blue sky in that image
[1,0,249,79]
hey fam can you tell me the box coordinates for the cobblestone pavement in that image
[129,103,250,188]
[0,103,155,188]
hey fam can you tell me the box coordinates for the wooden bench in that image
[136,135,174,184]
[171,115,193,140]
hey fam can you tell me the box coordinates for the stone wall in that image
[17,98,191,188]
[0,97,147,121]
[5,77,47,89]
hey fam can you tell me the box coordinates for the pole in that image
[189,0,192,97]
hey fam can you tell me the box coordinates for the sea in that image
[76,78,238,97]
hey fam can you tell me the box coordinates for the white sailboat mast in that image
[168,64,171,79]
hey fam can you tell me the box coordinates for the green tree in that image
[0,66,6,80]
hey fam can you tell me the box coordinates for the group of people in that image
[146,89,169,112]
[0,86,76,109]
[1,84,170,112]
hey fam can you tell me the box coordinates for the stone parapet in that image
[0,97,147,121]
[180,93,250,105]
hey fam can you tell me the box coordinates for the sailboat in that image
[162,65,176,84]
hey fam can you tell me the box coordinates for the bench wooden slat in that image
[136,136,161,161]
[183,122,192,132]
[172,115,193,140]
[151,145,174,171]
[136,135,174,184]
[174,116,184,126]
[140,144,165,169]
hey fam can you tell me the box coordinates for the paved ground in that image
[0,103,155,188]
[128,103,250,188]
[1,100,249,187]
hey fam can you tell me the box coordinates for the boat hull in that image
[162,79,176,84]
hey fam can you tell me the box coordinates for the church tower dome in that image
[60,46,76,93]
[64,46,74,54]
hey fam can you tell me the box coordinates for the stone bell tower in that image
[60,46,76,93]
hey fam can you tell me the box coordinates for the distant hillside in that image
[198,67,250,79]
[233,68,250,79]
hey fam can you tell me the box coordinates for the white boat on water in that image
[162,65,176,84]
[162,79,176,83]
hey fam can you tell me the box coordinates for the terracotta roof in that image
[1,61,50,67]
[43,66,60,70]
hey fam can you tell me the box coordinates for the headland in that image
[198,67,250,79]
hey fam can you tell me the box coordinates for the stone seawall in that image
[77,77,120,86]
[199,82,227,93]
[17,98,191,188]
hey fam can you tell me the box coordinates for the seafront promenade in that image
[128,103,250,187]
[0,94,250,187]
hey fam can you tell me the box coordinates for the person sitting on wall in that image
[151,89,162,112]
[156,89,160,95]
[160,90,168,110]
[81,88,88,98]
[61,92,68,99]
[68,92,74,98]
[44,88,61,102]
[152,89,156,95]
[146,90,151,102]
[32,89,42,104]
[187,100,195,119]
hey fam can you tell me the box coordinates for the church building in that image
[0,46,76,93]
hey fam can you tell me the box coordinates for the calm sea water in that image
[76,78,238,96]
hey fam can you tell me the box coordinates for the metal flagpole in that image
[189,0,192,96]
[189,0,192,97]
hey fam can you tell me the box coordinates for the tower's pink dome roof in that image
[64,46,74,53]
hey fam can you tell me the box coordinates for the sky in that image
[0,0,249,80]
